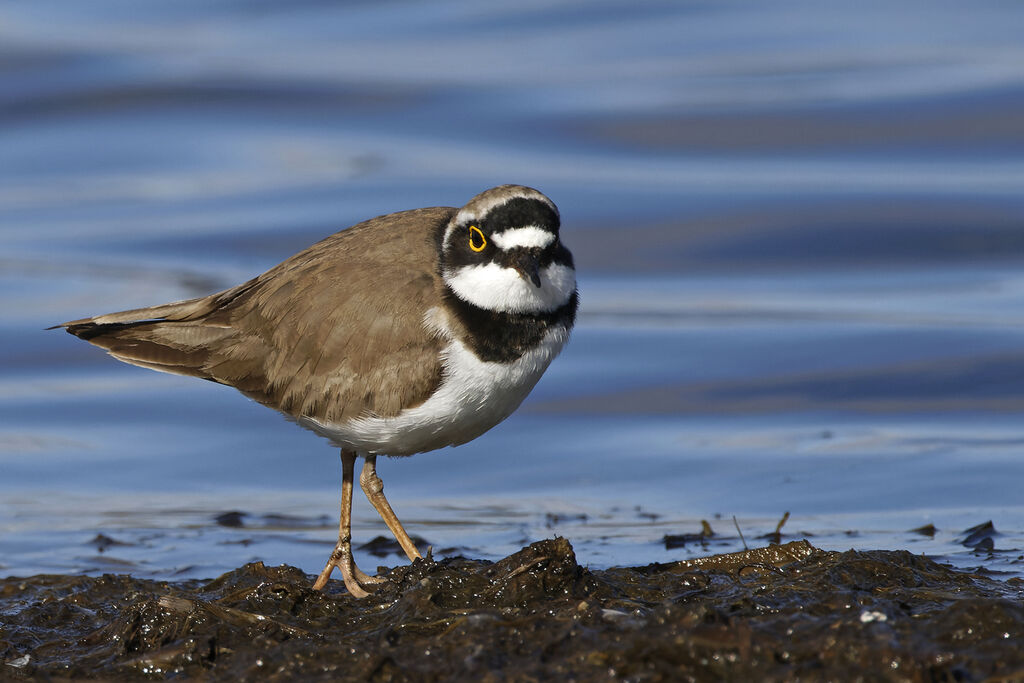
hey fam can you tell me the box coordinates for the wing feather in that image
[58,207,455,423]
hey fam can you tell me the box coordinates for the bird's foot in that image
[312,537,383,597]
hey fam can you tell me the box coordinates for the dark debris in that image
[2,538,1024,681]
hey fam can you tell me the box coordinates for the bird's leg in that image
[360,455,423,562]
[312,449,379,596]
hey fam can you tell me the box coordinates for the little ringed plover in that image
[56,184,578,597]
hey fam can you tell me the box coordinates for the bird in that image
[55,185,578,597]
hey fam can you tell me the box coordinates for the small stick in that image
[774,511,790,537]
[733,515,748,550]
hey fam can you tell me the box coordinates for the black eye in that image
[468,225,487,252]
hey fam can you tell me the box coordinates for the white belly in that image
[299,323,571,456]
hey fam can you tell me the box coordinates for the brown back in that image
[61,207,456,423]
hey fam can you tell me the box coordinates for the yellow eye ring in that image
[468,225,487,252]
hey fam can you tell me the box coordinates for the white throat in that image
[443,262,576,314]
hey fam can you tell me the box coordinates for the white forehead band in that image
[490,225,556,250]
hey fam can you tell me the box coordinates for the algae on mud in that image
[2,538,1023,681]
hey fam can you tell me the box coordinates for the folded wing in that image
[57,207,455,424]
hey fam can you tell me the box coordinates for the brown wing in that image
[59,207,456,423]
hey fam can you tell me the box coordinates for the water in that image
[3,0,1024,581]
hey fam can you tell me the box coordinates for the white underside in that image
[298,310,571,456]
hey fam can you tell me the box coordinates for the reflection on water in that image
[3,0,1024,581]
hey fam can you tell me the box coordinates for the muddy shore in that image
[3,538,1023,681]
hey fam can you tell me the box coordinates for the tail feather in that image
[57,295,237,380]
[56,293,226,329]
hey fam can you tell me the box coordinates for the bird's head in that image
[441,185,576,314]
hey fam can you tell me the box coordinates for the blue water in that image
[3,0,1024,581]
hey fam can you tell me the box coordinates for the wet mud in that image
[3,538,1023,681]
